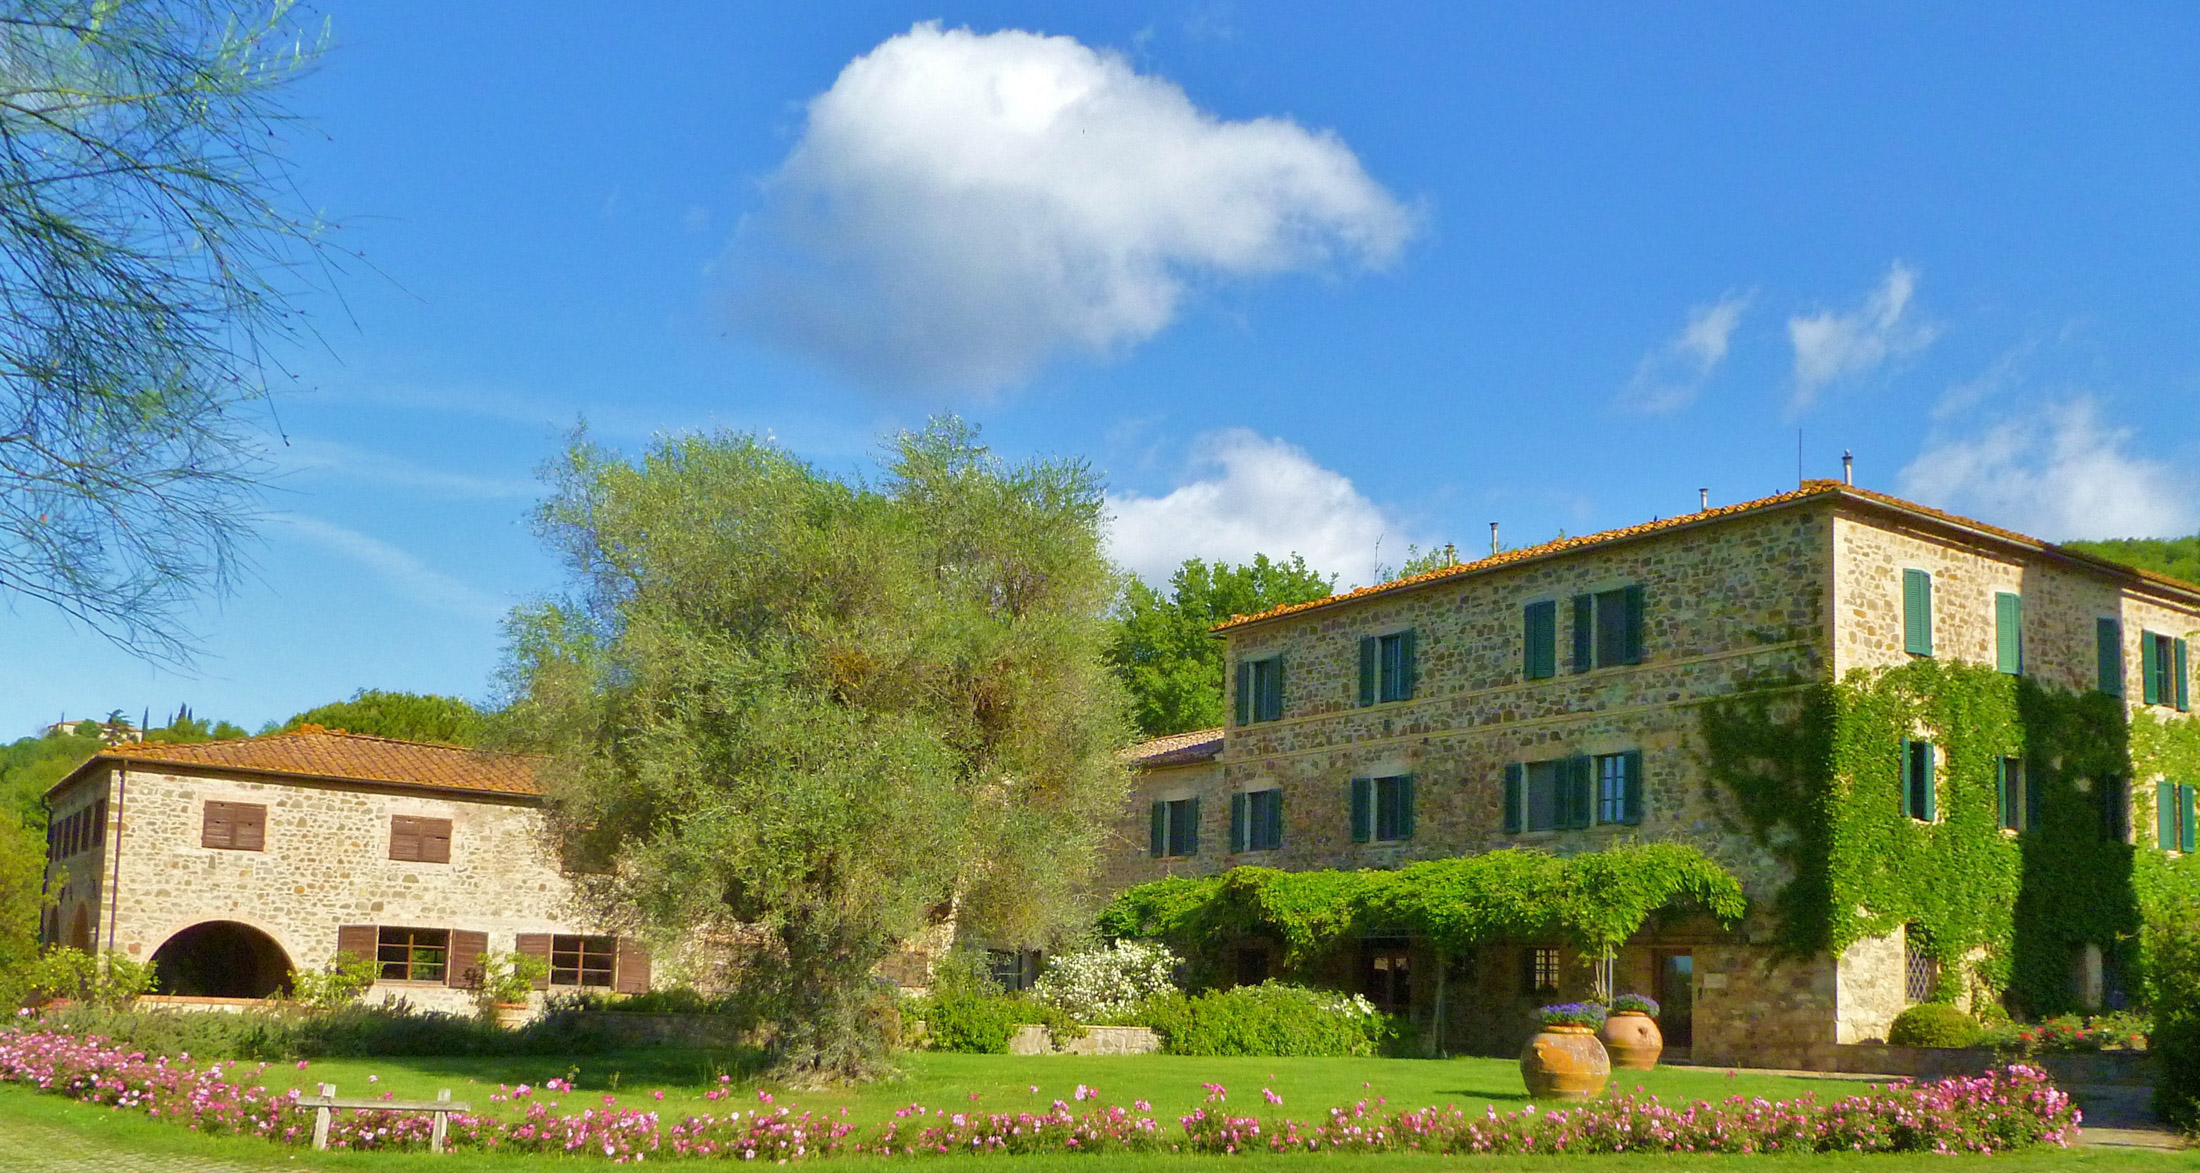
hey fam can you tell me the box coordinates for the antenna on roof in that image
[1699,488,1709,511]
[1489,521,1500,555]
[1842,450,1854,486]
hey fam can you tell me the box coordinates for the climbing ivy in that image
[1098,845,1746,985]
[1701,661,2200,1016]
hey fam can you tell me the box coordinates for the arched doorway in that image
[150,922,294,998]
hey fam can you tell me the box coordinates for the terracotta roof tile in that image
[1119,728,1224,768]
[58,726,541,799]
[1213,480,2200,633]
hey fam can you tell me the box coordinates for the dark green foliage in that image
[1703,663,2200,1018]
[2064,535,2200,588]
[503,420,1131,1082]
[0,724,105,826]
[1108,555,1334,738]
[2145,896,2200,1130]
[271,690,485,746]
[914,987,1027,1054]
[28,1002,625,1060]
[1101,847,1746,988]
[1139,984,1398,1057]
[1886,1003,1982,1048]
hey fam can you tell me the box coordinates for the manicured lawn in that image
[0,1080,2189,1172]
[271,1049,1877,1122]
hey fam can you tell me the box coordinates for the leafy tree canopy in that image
[269,690,485,746]
[501,419,1131,1083]
[1108,555,1334,738]
[2064,534,2200,587]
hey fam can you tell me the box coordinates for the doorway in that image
[1654,950,1694,1049]
[150,921,294,998]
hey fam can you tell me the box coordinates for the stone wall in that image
[50,764,621,1015]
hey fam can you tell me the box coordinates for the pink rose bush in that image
[0,1029,2077,1160]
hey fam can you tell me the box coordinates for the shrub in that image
[1888,1002,1982,1048]
[2144,899,2200,1131]
[1139,983,1396,1057]
[21,948,154,1008]
[24,999,622,1060]
[1031,941,1178,1022]
[288,951,377,1010]
[1536,1002,1608,1030]
[1609,993,1659,1017]
[473,951,549,1013]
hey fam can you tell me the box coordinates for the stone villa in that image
[42,727,649,1013]
[1107,479,2200,1069]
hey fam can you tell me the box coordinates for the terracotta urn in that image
[1520,1025,1612,1100]
[1600,1010,1663,1069]
[492,1002,532,1030]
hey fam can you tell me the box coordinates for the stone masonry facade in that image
[42,731,642,1016]
[1108,480,2200,1069]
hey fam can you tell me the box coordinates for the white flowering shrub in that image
[1031,941,1181,1022]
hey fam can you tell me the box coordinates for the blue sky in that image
[7,2,2200,735]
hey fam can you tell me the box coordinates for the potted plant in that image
[1600,992,1663,1069]
[1520,1002,1611,1100]
[474,951,549,1029]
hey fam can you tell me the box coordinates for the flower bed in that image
[0,1029,2079,1159]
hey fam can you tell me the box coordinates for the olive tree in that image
[501,420,1130,1082]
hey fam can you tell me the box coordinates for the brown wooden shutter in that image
[202,802,266,851]
[336,924,379,966]
[202,802,232,848]
[515,933,553,989]
[614,938,651,994]
[389,816,419,861]
[233,805,265,851]
[420,818,452,864]
[446,929,488,989]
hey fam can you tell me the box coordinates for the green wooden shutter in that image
[2025,760,2044,831]
[1350,777,1372,843]
[2143,633,2162,705]
[1995,593,2022,675]
[1622,584,1646,664]
[1398,774,1416,839]
[1571,594,1593,673]
[2183,784,2197,853]
[1920,743,1937,822]
[2178,639,2191,712]
[1235,661,1253,725]
[1503,764,1523,833]
[1998,759,2015,831]
[1622,749,1644,824]
[1186,797,1200,855]
[1358,638,1378,706]
[1399,629,1417,700]
[1230,793,1249,853]
[1264,658,1284,721]
[1525,601,1556,679]
[1563,755,1591,829]
[2098,618,2124,696]
[2162,781,2178,851]
[1903,569,1933,657]
[1899,738,1915,818]
[1149,802,1166,857]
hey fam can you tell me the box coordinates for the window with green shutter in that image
[1350,777,1373,843]
[1360,631,1417,705]
[1902,569,1933,657]
[1232,789,1283,853]
[1230,793,1248,853]
[2144,632,2174,706]
[2097,618,2124,697]
[1237,656,1285,723]
[1994,592,2022,675]
[1901,738,1936,821]
[1373,774,1415,841]
[1998,757,2025,833]
[1596,750,1643,825]
[2163,781,2198,854]
[1523,601,1557,679]
[2185,784,2198,854]
[1503,763,1523,833]
[2178,639,2191,712]
[1570,595,1593,674]
[1560,587,1648,673]
[1154,798,1198,857]
[1149,802,1166,857]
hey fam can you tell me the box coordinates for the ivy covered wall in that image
[1701,660,2200,1017]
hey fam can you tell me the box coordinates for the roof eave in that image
[47,753,542,805]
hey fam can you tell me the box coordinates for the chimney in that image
[1842,450,1854,486]
[1489,521,1500,555]
[1699,488,1709,511]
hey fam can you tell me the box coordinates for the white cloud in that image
[733,23,1415,391]
[269,516,506,621]
[274,438,536,500]
[1107,429,1413,587]
[1788,262,1939,408]
[1897,399,2194,541]
[1620,292,1750,414]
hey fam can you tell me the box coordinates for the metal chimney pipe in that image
[1489,521,1500,555]
[1699,488,1709,511]
[1842,451,1854,486]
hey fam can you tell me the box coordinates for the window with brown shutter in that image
[201,802,266,851]
[374,926,450,982]
[446,930,488,989]
[514,933,553,990]
[614,938,651,994]
[389,816,453,863]
[336,925,378,967]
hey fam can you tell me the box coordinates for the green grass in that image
[260,1049,1875,1122]
[0,1081,2187,1173]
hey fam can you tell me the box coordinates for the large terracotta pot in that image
[1520,1025,1612,1100]
[1600,1011,1663,1070]
[492,1002,532,1030]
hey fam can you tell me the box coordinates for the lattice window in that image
[1904,931,1939,1004]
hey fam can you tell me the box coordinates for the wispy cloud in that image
[1789,262,1939,408]
[1620,292,1751,414]
[1897,399,2193,541]
[1107,429,1418,587]
[273,438,537,500]
[268,515,507,621]
[731,22,1416,392]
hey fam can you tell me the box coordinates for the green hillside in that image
[2063,535,2200,586]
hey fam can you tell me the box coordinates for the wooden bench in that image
[299,1083,472,1153]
